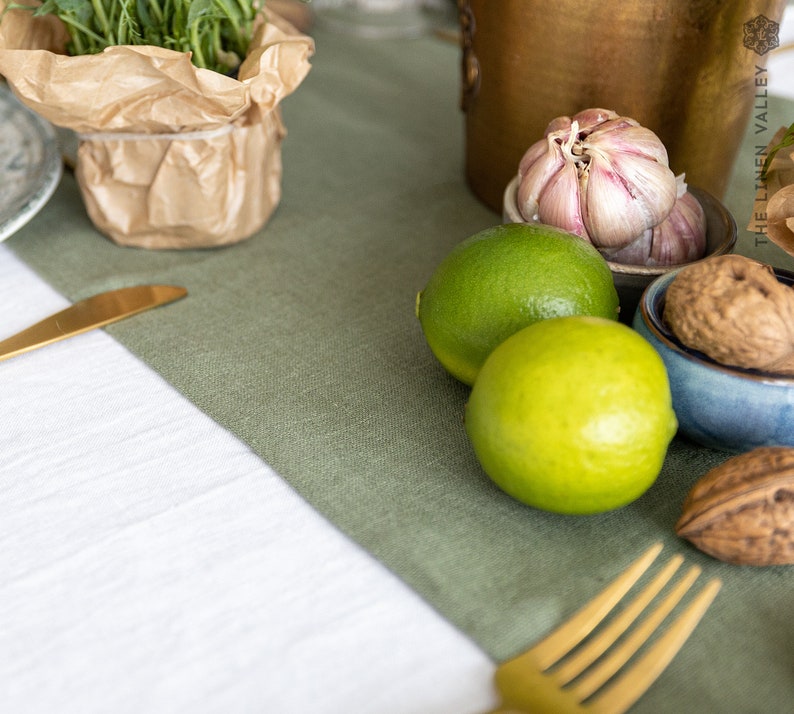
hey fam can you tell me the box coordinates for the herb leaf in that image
[4,0,264,73]
[761,122,794,183]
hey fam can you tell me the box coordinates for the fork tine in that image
[586,577,722,714]
[571,564,701,699]
[551,554,684,686]
[531,543,663,670]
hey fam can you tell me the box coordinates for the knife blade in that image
[0,284,187,362]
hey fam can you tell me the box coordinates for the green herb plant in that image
[761,121,794,182]
[4,0,264,73]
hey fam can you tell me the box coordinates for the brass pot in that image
[459,0,786,211]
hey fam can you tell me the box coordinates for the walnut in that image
[663,254,794,375]
[676,446,794,565]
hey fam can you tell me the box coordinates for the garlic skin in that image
[517,108,678,250]
[602,175,707,266]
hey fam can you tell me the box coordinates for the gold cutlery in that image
[489,543,721,713]
[0,284,187,362]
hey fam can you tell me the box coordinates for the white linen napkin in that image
[0,245,494,713]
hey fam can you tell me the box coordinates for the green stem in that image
[212,21,222,63]
[2,0,260,70]
[60,16,110,51]
[214,0,243,39]
[90,0,115,44]
[189,20,207,68]
[234,0,254,21]
[69,26,86,55]
[151,0,164,23]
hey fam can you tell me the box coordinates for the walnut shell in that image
[663,254,794,375]
[676,446,794,565]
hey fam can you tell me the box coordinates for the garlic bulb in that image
[602,175,707,266]
[517,108,678,249]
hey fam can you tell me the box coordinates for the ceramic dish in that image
[0,84,63,243]
[502,177,737,322]
[633,267,794,453]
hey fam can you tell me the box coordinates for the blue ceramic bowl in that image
[633,266,794,452]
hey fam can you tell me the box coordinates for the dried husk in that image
[676,446,794,566]
[767,183,794,252]
[749,127,794,256]
[0,5,314,249]
[601,175,706,266]
[663,254,794,375]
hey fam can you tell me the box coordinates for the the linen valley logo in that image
[752,64,771,248]
[744,13,781,248]
[743,14,780,56]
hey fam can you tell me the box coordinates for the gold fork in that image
[489,543,721,714]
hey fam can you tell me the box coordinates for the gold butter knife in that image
[0,284,187,362]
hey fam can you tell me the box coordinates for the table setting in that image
[0,2,793,712]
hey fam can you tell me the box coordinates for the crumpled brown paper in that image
[0,3,314,249]
[749,126,794,258]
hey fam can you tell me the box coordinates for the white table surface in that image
[0,8,792,713]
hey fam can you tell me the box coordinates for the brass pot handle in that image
[457,0,480,111]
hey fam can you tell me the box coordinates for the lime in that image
[416,223,619,385]
[465,316,677,514]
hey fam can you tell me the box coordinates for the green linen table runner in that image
[8,27,794,713]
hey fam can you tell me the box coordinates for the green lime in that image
[465,316,677,515]
[416,223,619,385]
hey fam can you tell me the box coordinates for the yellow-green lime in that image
[465,316,677,515]
[416,223,619,385]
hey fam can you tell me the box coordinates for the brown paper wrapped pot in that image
[77,111,286,249]
[0,8,314,249]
